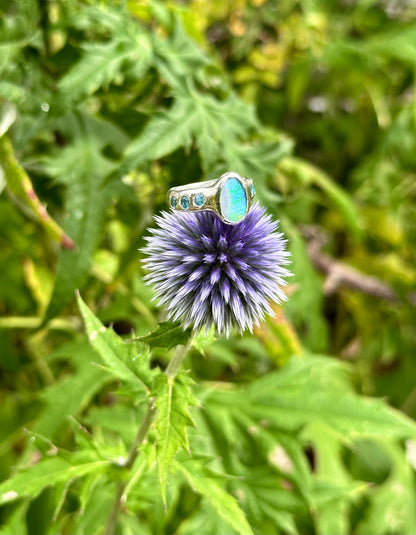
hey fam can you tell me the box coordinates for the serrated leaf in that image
[239,472,304,534]
[154,371,197,505]
[137,321,192,350]
[119,87,260,177]
[0,456,110,506]
[72,474,113,535]
[39,113,129,322]
[174,458,254,535]
[244,357,416,439]
[303,422,359,535]
[120,97,195,175]
[59,36,152,102]
[77,293,147,392]
[192,325,217,355]
[355,441,416,535]
[208,356,416,439]
[34,341,111,439]
[42,141,114,322]
[224,137,294,196]
[152,16,210,87]
[190,92,259,174]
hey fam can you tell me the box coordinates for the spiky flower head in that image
[142,202,291,336]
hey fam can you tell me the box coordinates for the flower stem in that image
[104,336,193,535]
[165,336,193,378]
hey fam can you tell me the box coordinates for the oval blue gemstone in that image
[170,196,178,208]
[194,193,205,207]
[180,195,190,210]
[219,177,247,223]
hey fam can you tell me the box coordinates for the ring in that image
[167,172,255,225]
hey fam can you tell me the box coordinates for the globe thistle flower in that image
[142,202,291,336]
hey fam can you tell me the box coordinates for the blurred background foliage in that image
[0,0,415,534]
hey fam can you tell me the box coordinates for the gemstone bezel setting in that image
[193,193,205,207]
[179,195,190,210]
[217,175,248,224]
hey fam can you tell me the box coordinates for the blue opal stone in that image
[170,196,177,209]
[194,193,205,207]
[180,195,190,210]
[219,177,247,223]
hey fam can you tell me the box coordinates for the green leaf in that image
[119,97,195,175]
[72,474,113,535]
[39,113,130,322]
[34,341,111,439]
[0,455,110,506]
[280,156,362,237]
[152,15,210,87]
[174,457,254,535]
[0,135,75,251]
[302,422,359,535]
[283,220,329,352]
[120,86,260,177]
[238,470,306,529]
[192,326,217,355]
[189,91,259,174]
[42,138,114,322]
[224,136,294,198]
[77,292,147,392]
[355,441,416,535]
[245,358,416,439]
[154,371,197,504]
[0,101,16,137]
[137,321,192,350]
[208,356,416,439]
[59,36,152,102]
[0,502,29,535]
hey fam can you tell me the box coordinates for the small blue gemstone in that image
[180,195,190,210]
[250,184,255,197]
[170,196,177,208]
[219,177,247,223]
[194,193,205,207]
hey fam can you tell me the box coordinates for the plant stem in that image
[0,135,74,249]
[165,336,194,378]
[104,336,193,535]
[0,316,80,330]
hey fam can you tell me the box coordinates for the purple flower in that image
[142,202,291,336]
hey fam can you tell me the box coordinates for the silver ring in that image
[167,172,255,225]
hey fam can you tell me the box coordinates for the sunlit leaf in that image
[137,320,192,350]
[174,457,254,535]
[77,293,148,392]
[154,371,198,505]
[0,455,110,506]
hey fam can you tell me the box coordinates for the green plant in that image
[0,1,415,534]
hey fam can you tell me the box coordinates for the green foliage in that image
[0,453,111,507]
[0,0,415,534]
[174,456,254,535]
[154,371,197,505]
[137,321,192,350]
[77,292,150,392]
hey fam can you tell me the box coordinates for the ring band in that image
[167,172,255,225]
